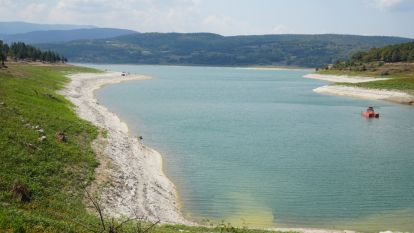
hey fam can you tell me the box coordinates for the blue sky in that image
[0,0,413,38]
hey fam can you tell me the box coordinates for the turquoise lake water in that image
[86,64,414,232]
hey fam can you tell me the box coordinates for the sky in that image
[0,0,413,38]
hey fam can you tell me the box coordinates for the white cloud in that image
[20,3,49,21]
[0,1,412,37]
[0,0,205,32]
[271,25,291,34]
[0,0,285,35]
[370,0,404,10]
[202,15,240,34]
[52,0,204,32]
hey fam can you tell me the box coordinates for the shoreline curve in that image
[60,70,360,233]
[304,73,414,105]
[60,71,191,224]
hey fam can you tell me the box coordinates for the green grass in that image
[345,78,414,95]
[0,63,103,232]
[0,63,287,233]
[318,63,414,94]
[318,69,376,77]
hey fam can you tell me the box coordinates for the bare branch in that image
[85,189,106,231]
[143,219,160,233]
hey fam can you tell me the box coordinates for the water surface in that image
[87,64,414,232]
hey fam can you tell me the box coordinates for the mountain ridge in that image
[0,21,96,34]
[1,28,137,44]
[36,33,413,67]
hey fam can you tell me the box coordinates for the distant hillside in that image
[0,21,95,35]
[36,33,413,67]
[349,42,414,63]
[329,42,414,71]
[1,28,137,44]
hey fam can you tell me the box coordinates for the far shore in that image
[303,74,389,83]
[304,73,414,105]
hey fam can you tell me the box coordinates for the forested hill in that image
[36,33,413,67]
[349,42,414,63]
[327,41,414,73]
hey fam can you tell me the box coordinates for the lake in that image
[86,64,414,232]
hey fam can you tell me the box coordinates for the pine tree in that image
[0,40,4,66]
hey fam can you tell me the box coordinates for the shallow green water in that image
[88,64,414,232]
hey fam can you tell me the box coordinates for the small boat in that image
[361,106,379,118]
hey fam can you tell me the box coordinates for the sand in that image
[314,85,414,104]
[304,74,389,83]
[305,74,414,105]
[60,72,191,224]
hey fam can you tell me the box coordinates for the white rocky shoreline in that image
[60,71,191,224]
[304,74,414,105]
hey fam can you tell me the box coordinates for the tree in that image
[391,50,400,62]
[0,40,4,66]
[350,51,366,62]
[7,41,65,63]
[409,50,414,62]
[0,41,9,67]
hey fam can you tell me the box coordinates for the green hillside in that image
[0,64,101,232]
[330,42,414,69]
[36,33,412,67]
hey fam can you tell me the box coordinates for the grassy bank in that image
[318,62,414,94]
[0,63,103,232]
[318,62,414,79]
[0,63,286,233]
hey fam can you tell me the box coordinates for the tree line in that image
[37,33,410,68]
[0,40,67,67]
[350,42,414,63]
[330,42,414,70]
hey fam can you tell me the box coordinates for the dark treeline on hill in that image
[0,40,66,66]
[351,42,414,63]
[331,42,414,71]
[36,33,413,67]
